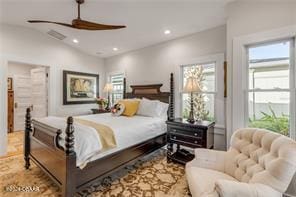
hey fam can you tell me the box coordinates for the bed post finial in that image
[123,78,127,99]
[65,117,75,155]
[24,107,32,169]
[25,107,32,130]
[169,73,175,120]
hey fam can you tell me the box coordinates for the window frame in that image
[231,26,296,148]
[107,71,125,105]
[176,53,225,130]
[180,61,217,121]
[245,38,295,138]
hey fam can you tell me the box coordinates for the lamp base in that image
[187,118,195,124]
[187,109,195,124]
[105,93,111,111]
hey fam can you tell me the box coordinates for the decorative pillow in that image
[118,99,140,117]
[137,98,161,117]
[215,180,282,197]
[111,103,125,116]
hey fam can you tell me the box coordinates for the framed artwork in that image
[7,77,13,91]
[63,70,99,105]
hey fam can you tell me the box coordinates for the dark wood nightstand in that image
[166,118,215,165]
[91,109,111,114]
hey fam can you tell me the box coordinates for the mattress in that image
[36,113,167,168]
[77,113,167,163]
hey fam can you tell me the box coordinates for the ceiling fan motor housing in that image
[76,0,85,4]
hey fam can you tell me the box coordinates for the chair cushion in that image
[186,166,238,197]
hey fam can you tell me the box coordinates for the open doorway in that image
[6,61,49,157]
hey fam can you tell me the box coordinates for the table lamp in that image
[103,83,113,111]
[184,76,201,123]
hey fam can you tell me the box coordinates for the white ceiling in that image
[0,0,234,58]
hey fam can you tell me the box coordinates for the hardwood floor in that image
[0,131,23,158]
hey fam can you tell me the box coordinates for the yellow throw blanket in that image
[74,118,117,150]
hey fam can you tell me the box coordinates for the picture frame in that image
[63,70,99,105]
[7,77,13,91]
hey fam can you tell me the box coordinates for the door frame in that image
[11,64,50,131]
[0,55,52,156]
[7,90,14,133]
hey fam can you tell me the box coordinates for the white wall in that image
[0,24,105,156]
[0,58,7,156]
[105,25,227,150]
[226,1,296,145]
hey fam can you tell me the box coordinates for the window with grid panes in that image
[110,73,124,105]
[247,39,294,137]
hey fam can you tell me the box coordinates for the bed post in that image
[168,73,175,120]
[63,117,76,197]
[24,107,32,169]
[123,78,127,99]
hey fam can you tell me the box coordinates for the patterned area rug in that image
[0,149,191,197]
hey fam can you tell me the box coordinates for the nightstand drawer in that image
[169,134,203,146]
[168,126,203,138]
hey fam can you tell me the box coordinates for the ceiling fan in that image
[28,0,126,31]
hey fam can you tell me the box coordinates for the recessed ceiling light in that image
[164,30,171,35]
[113,47,118,51]
[73,39,79,43]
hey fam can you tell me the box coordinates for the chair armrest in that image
[186,149,226,172]
[215,180,282,197]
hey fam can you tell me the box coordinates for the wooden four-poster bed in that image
[24,73,175,196]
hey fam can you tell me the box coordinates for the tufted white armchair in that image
[185,128,296,197]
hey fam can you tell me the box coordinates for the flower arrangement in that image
[96,97,108,109]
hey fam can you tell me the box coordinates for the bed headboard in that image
[123,73,175,120]
[125,83,170,103]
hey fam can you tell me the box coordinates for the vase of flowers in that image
[96,97,108,110]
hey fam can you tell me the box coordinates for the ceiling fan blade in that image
[28,20,73,28]
[72,19,126,30]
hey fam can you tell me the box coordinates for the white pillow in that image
[157,101,169,119]
[137,98,160,117]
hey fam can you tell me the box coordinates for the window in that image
[247,40,294,136]
[181,62,216,121]
[109,73,124,105]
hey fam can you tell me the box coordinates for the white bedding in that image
[36,113,166,168]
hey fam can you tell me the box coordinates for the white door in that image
[14,75,32,131]
[31,67,48,118]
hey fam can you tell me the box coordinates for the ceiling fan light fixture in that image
[113,47,118,51]
[73,39,79,43]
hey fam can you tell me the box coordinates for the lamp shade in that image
[183,77,201,93]
[103,83,113,93]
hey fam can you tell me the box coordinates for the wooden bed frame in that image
[24,73,175,197]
